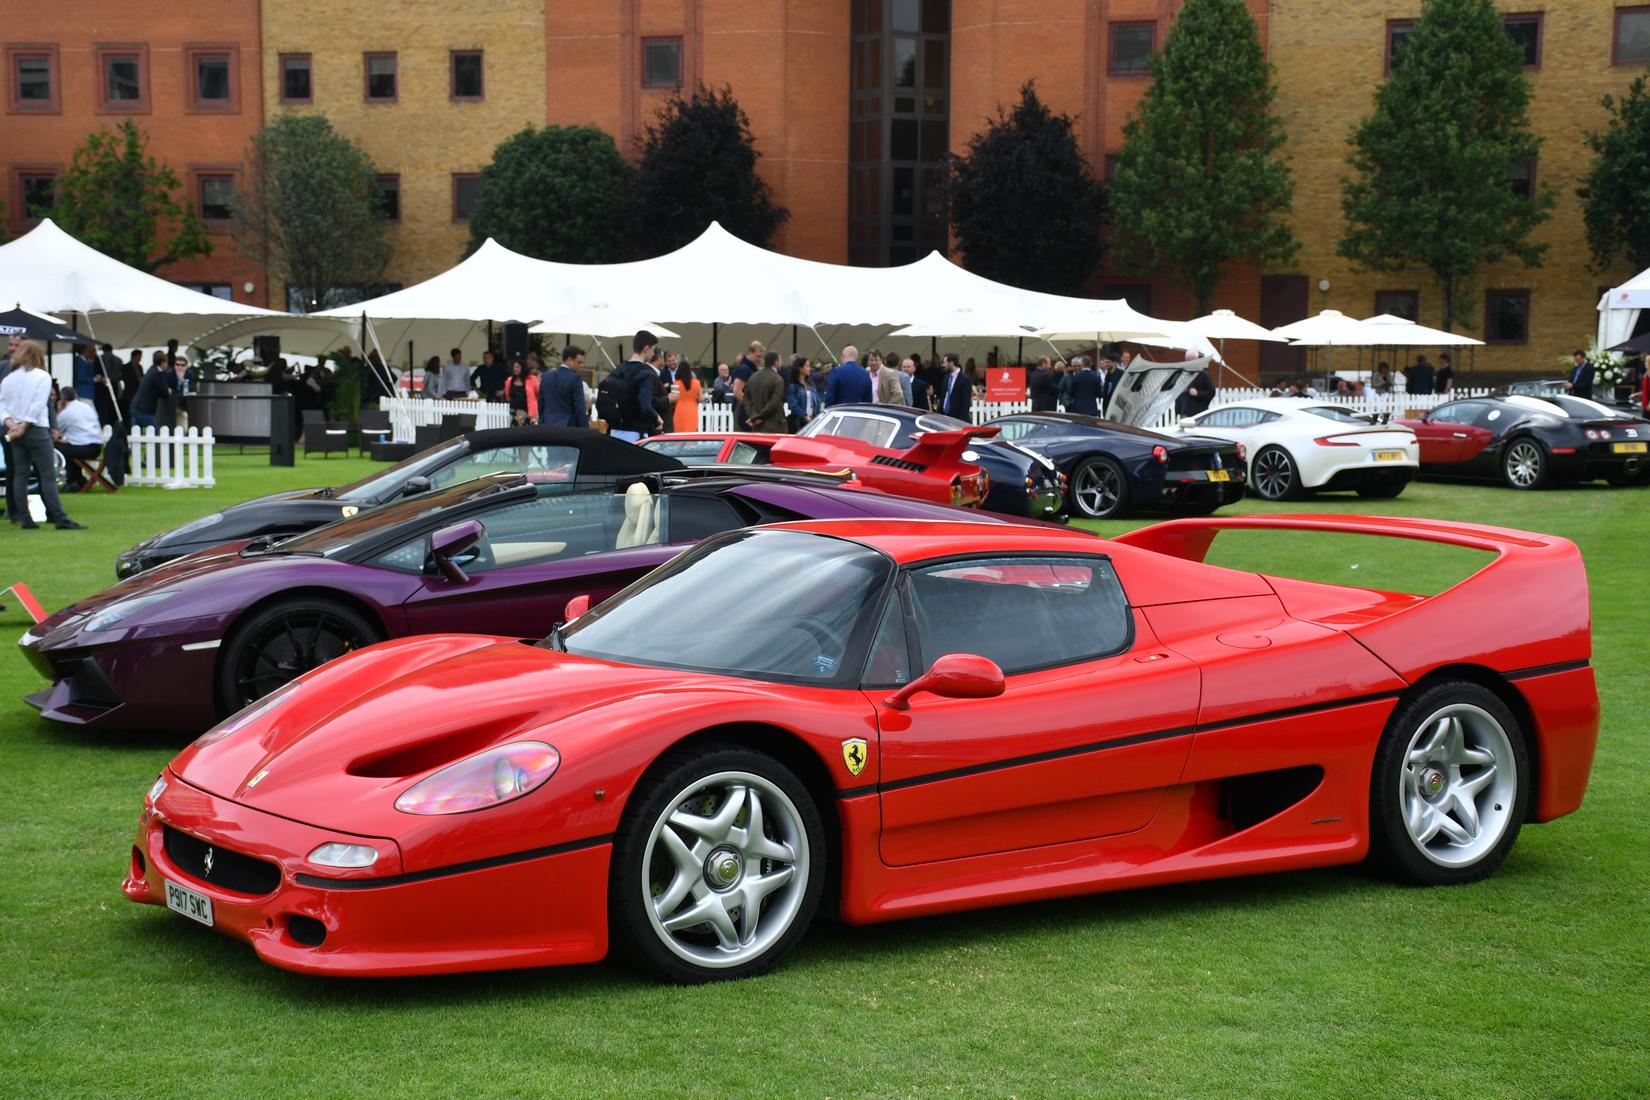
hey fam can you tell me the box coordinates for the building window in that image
[1105,283,1154,316]
[198,174,235,222]
[19,171,55,221]
[1484,289,1530,344]
[176,282,233,300]
[1374,290,1419,321]
[8,46,58,113]
[187,47,236,112]
[97,45,149,112]
[376,174,400,221]
[1109,22,1155,76]
[642,38,681,88]
[1506,159,1535,199]
[1103,154,1120,182]
[451,50,483,100]
[1616,7,1650,65]
[452,173,481,222]
[364,52,397,101]
[1503,13,1542,68]
[280,53,311,103]
[1386,20,1414,73]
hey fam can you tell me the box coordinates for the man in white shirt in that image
[0,340,83,528]
[54,387,104,492]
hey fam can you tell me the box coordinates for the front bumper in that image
[20,620,226,732]
[126,774,610,976]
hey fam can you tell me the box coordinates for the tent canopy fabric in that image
[1271,309,1376,346]
[1597,267,1650,348]
[0,219,283,346]
[1360,314,1484,347]
[1184,309,1288,342]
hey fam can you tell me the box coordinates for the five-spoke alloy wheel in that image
[1068,457,1130,519]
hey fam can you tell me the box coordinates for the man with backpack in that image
[597,331,663,441]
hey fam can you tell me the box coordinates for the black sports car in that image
[1400,394,1650,489]
[113,427,682,577]
[794,404,1066,519]
[987,413,1246,519]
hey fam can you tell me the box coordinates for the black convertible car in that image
[113,427,682,577]
[987,413,1247,519]
[1400,394,1650,489]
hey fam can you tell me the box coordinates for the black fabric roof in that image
[462,426,683,475]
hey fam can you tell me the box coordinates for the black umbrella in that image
[1607,331,1650,354]
[0,306,83,344]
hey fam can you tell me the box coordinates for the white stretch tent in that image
[0,219,284,346]
[1597,268,1650,348]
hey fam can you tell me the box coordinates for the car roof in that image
[464,426,683,475]
[1206,397,1353,413]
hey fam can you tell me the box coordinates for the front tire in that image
[610,745,825,983]
[1502,437,1550,490]
[1250,445,1303,501]
[218,596,380,712]
[1368,681,1529,886]
[1067,456,1131,519]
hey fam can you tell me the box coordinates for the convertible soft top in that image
[461,426,684,475]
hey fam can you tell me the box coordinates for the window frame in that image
[1108,21,1156,77]
[641,36,683,89]
[1385,18,1414,75]
[278,52,312,104]
[451,172,481,223]
[95,43,150,114]
[185,44,238,113]
[375,173,401,222]
[11,164,60,231]
[6,43,59,114]
[450,49,484,101]
[1483,288,1532,346]
[1506,157,1536,199]
[1615,5,1650,66]
[1373,289,1420,321]
[1502,12,1543,69]
[191,167,238,226]
[363,50,397,103]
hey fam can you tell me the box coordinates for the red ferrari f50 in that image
[125,515,1598,982]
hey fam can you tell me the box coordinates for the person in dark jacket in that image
[130,351,177,429]
[1064,356,1104,416]
[903,356,932,411]
[1029,356,1060,412]
[612,331,662,439]
[118,350,143,424]
[824,345,872,406]
[1565,350,1595,400]
[937,353,972,421]
[1407,354,1435,396]
[1177,367,1216,416]
[744,351,788,433]
[540,345,589,428]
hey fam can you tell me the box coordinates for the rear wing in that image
[1113,514,1591,680]
[904,425,999,466]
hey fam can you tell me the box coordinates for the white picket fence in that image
[379,397,513,441]
[127,426,215,488]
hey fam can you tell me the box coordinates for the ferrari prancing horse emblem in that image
[341,506,360,518]
[841,738,868,777]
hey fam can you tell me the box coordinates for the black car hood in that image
[146,488,348,548]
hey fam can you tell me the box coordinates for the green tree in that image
[631,86,787,252]
[466,125,633,262]
[232,114,390,312]
[1109,0,1297,315]
[949,82,1105,295]
[1339,0,1553,331]
[1578,74,1650,273]
[49,119,211,272]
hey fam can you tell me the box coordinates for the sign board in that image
[985,367,1025,403]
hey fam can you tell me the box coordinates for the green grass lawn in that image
[1,454,1645,1097]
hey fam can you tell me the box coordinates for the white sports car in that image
[1172,398,1419,500]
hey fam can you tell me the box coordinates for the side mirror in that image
[883,653,1005,711]
[401,475,433,498]
[1178,417,1197,430]
[429,519,483,584]
[563,593,591,621]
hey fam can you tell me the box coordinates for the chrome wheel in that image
[1398,704,1517,868]
[1252,446,1296,500]
[641,771,809,970]
[1504,440,1544,489]
[1070,458,1125,518]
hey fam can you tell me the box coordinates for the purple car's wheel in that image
[1368,681,1529,886]
[218,597,380,712]
[610,745,825,983]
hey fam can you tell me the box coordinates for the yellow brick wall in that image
[259,0,545,306]
[1271,0,1643,376]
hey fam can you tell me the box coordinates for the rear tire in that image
[1067,456,1132,519]
[217,596,379,713]
[1250,445,1303,501]
[1501,437,1550,490]
[1368,681,1529,886]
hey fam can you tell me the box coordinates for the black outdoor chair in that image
[303,420,351,458]
[358,409,393,456]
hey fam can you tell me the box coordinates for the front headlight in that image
[193,682,299,747]
[147,774,168,805]
[166,512,225,540]
[84,591,179,632]
[307,842,378,869]
[394,741,561,815]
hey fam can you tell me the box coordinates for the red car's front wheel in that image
[610,745,825,983]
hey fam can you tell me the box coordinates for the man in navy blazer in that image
[938,353,971,421]
[1064,356,1103,416]
[539,345,589,428]
[824,345,872,406]
[1566,350,1596,400]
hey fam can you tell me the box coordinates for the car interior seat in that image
[615,482,658,548]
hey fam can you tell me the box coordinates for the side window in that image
[862,589,913,687]
[664,494,747,541]
[368,489,638,575]
[646,439,725,465]
[430,444,580,489]
[1199,408,1261,429]
[994,420,1037,442]
[831,415,898,447]
[728,441,766,464]
[907,556,1130,675]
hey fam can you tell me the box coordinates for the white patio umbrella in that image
[1360,314,1484,346]
[1271,309,1374,345]
[1183,308,1288,343]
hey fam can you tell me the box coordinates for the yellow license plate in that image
[1613,441,1647,454]
[1206,469,1230,482]
[1373,450,1407,462]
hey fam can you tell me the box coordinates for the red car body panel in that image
[126,515,1599,975]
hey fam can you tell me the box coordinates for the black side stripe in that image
[835,657,1592,799]
[294,834,613,891]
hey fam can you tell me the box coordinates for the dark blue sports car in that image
[987,413,1246,520]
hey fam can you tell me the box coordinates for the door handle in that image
[1134,652,1169,663]
[1452,432,1469,438]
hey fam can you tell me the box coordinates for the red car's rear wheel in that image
[610,745,824,983]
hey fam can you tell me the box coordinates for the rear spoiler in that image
[1113,514,1591,680]
[904,425,999,465]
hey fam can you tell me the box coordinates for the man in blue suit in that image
[1064,356,1103,416]
[539,345,589,428]
[824,345,871,406]
[1566,350,1595,400]
[938,353,971,421]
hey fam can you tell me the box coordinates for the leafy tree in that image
[631,86,787,252]
[1339,0,1553,331]
[949,82,1105,295]
[49,119,211,272]
[466,125,633,262]
[232,114,390,312]
[1108,0,1297,315]
[1578,74,1650,273]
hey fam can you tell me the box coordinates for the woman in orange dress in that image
[672,361,702,433]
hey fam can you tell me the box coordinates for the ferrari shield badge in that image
[841,738,868,777]
[341,506,359,518]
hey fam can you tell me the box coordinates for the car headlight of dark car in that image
[84,591,181,633]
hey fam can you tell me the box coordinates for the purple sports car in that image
[20,466,1006,734]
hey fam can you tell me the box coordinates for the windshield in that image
[914,413,969,433]
[1303,405,1372,424]
[1544,395,1621,420]
[560,529,892,685]
[333,439,466,503]
[271,476,524,558]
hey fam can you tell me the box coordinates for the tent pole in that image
[808,325,838,366]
